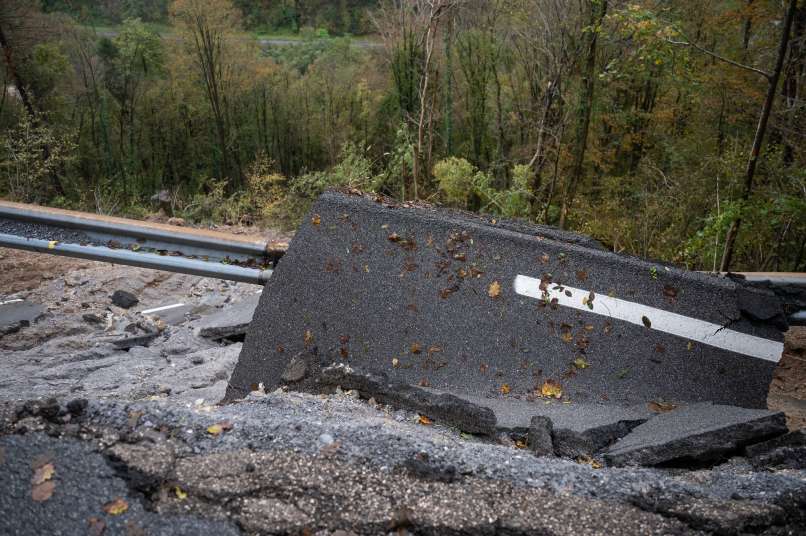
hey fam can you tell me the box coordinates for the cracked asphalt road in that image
[1,244,805,535]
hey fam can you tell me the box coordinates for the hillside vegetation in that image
[1,0,804,271]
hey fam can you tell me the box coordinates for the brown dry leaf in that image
[500,384,511,395]
[540,253,550,264]
[31,481,55,502]
[561,331,574,343]
[304,330,314,346]
[488,281,502,299]
[648,401,678,413]
[427,345,442,356]
[540,379,563,399]
[31,463,55,485]
[515,439,527,449]
[410,343,422,354]
[88,517,106,536]
[103,497,129,516]
[418,415,433,426]
[387,232,401,243]
[311,214,321,225]
[418,378,430,387]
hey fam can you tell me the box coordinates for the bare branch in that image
[666,38,772,80]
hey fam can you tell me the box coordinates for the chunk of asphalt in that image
[744,429,806,458]
[527,416,554,457]
[192,294,260,340]
[0,300,45,326]
[110,331,159,350]
[604,403,788,467]
[111,289,139,309]
[429,390,651,456]
[227,190,786,409]
[319,364,497,436]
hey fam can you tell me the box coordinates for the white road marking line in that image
[513,275,783,363]
[141,303,187,316]
[0,299,24,306]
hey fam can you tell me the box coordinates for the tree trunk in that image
[559,0,607,230]
[720,0,798,272]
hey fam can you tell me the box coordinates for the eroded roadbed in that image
[2,394,806,535]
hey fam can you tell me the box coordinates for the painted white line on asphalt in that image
[0,299,24,306]
[513,275,783,363]
[141,303,186,315]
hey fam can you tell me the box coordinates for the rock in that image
[320,365,498,436]
[167,217,185,227]
[66,399,88,416]
[192,294,260,340]
[111,290,139,309]
[281,355,308,383]
[318,433,335,446]
[553,428,597,459]
[527,416,554,457]
[82,313,104,325]
[111,331,159,350]
[604,403,788,467]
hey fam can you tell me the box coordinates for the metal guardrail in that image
[0,201,282,285]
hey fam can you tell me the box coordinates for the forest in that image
[0,0,804,272]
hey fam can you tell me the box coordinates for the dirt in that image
[769,327,806,429]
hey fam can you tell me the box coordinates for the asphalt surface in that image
[2,394,805,535]
[229,190,785,408]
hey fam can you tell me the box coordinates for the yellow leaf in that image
[311,214,321,225]
[488,281,501,298]
[47,241,58,249]
[31,463,55,485]
[174,486,188,500]
[102,497,129,516]
[418,415,433,425]
[515,439,527,449]
[576,455,603,469]
[500,384,511,395]
[561,331,573,343]
[573,357,589,369]
[207,424,223,436]
[540,379,563,399]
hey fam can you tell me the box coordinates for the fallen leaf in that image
[31,481,55,502]
[47,240,58,249]
[392,357,400,368]
[576,455,602,469]
[304,330,314,346]
[488,281,502,298]
[576,270,588,281]
[418,378,430,387]
[32,463,55,485]
[88,517,106,536]
[418,415,433,426]
[641,316,652,328]
[573,357,589,369]
[687,341,694,351]
[582,290,595,310]
[515,439,527,449]
[387,232,401,243]
[206,421,233,437]
[500,384,511,395]
[540,380,563,399]
[648,401,678,413]
[561,331,574,343]
[410,343,422,354]
[103,497,129,516]
[311,214,321,225]
[174,486,188,500]
[539,253,550,264]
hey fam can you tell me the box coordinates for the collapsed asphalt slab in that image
[604,403,788,467]
[2,394,805,535]
[228,190,786,409]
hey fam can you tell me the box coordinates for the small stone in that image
[66,399,88,416]
[527,416,554,457]
[191,355,205,365]
[111,290,139,309]
[318,433,335,446]
[82,313,104,325]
